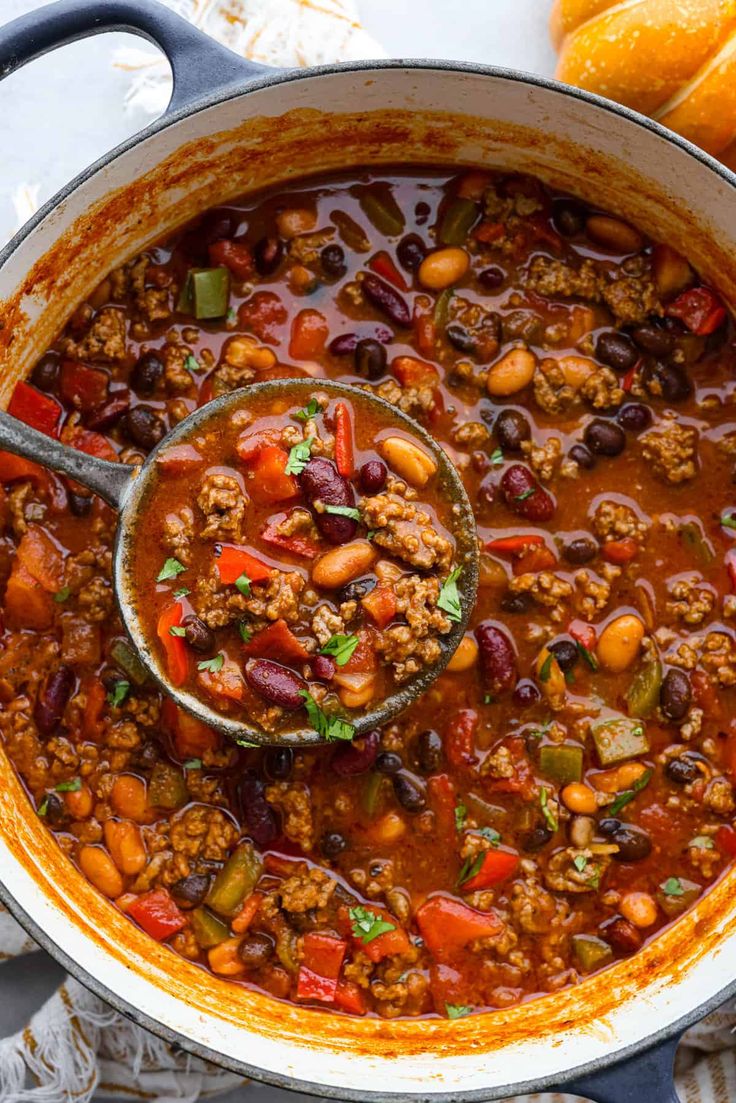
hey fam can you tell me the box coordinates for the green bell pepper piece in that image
[362,772,386,816]
[148,761,188,810]
[539,743,584,784]
[206,842,263,917]
[679,520,715,567]
[330,210,371,252]
[190,907,229,949]
[656,876,701,918]
[625,659,663,718]
[177,267,230,319]
[592,717,650,766]
[357,186,405,237]
[572,934,613,973]
[110,638,149,687]
[439,198,478,245]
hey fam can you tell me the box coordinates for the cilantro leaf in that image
[184,354,201,373]
[184,758,202,770]
[285,436,314,476]
[576,641,599,672]
[349,905,396,943]
[173,586,190,599]
[198,654,224,673]
[490,448,503,466]
[608,768,653,816]
[54,587,70,604]
[457,852,483,887]
[169,625,186,637]
[454,802,467,832]
[446,1003,473,1020]
[320,634,359,666]
[107,680,130,708]
[721,511,736,531]
[238,621,252,643]
[55,777,81,793]
[157,557,186,582]
[540,787,558,832]
[477,826,500,846]
[324,504,361,521]
[539,652,554,682]
[690,835,715,850]
[37,797,49,817]
[437,566,463,622]
[299,690,355,742]
[573,854,588,873]
[235,572,251,597]
[661,876,684,897]
[292,398,321,423]
[515,487,535,502]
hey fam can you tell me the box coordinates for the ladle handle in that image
[0,411,134,509]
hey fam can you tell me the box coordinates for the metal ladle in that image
[0,379,479,746]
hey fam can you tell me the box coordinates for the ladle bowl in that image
[0,378,479,746]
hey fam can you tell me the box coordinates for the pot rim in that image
[2,54,736,1100]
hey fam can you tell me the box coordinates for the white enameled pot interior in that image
[1,65,736,1099]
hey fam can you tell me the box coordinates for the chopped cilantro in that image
[446,1003,473,1020]
[198,654,224,673]
[457,852,483,887]
[437,566,463,622]
[107,680,130,708]
[173,586,190,599]
[454,802,467,832]
[539,652,554,682]
[321,634,359,666]
[366,530,377,541]
[662,876,684,897]
[349,905,396,943]
[235,737,259,748]
[184,758,202,770]
[226,307,236,323]
[55,777,81,793]
[54,587,70,604]
[515,487,535,502]
[483,693,494,704]
[184,354,201,373]
[540,787,558,832]
[157,557,186,582]
[324,504,361,521]
[490,448,504,466]
[169,625,187,637]
[235,572,251,597]
[690,835,715,850]
[477,827,501,846]
[238,621,252,643]
[285,436,314,475]
[608,767,652,816]
[292,398,321,423]
[721,512,736,531]
[573,854,588,873]
[576,641,599,672]
[299,690,355,742]
[37,797,49,817]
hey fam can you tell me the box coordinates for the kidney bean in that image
[584,419,626,457]
[604,916,642,954]
[339,577,376,604]
[329,333,359,356]
[552,198,586,237]
[646,362,693,402]
[598,817,622,836]
[254,236,284,276]
[360,460,387,494]
[239,771,278,846]
[31,353,60,393]
[478,265,506,289]
[611,825,652,862]
[86,391,130,430]
[660,668,692,721]
[131,351,164,395]
[414,729,443,773]
[500,464,555,521]
[446,324,476,354]
[595,331,638,373]
[495,409,530,452]
[43,792,67,827]
[617,402,652,432]
[355,338,387,380]
[522,824,553,852]
[170,873,210,909]
[244,659,306,710]
[300,457,358,544]
[513,679,541,708]
[500,591,533,614]
[321,244,346,278]
[474,622,517,696]
[311,654,336,682]
[563,535,598,564]
[392,771,427,813]
[264,747,293,780]
[361,272,411,327]
[397,233,426,271]
[376,751,403,775]
[332,729,379,776]
[34,665,75,735]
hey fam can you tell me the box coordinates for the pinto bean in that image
[34,665,75,735]
[474,621,517,696]
[500,464,555,521]
[332,729,379,776]
[361,273,411,327]
[311,541,377,588]
[244,659,306,710]
[239,772,278,847]
[78,845,124,898]
[300,457,358,544]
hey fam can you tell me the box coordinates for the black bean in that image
[617,402,652,432]
[239,772,278,846]
[361,273,411,327]
[300,457,358,544]
[321,244,346,278]
[584,418,626,457]
[131,351,164,396]
[415,729,443,773]
[124,405,166,451]
[199,210,236,245]
[599,817,622,836]
[415,201,431,224]
[182,614,215,654]
[596,331,638,373]
[501,591,534,614]
[338,577,376,605]
[320,831,348,858]
[495,409,530,452]
[564,535,598,564]
[254,236,284,276]
[44,792,67,827]
[648,362,693,403]
[612,825,652,862]
[68,491,92,517]
[265,747,293,781]
[552,198,586,237]
[513,679,541,707]
[239,932,273,969]
[31,353,60,393]
[660,668,692,722]
[632,322,674,357]
[35,665,75,735]
[376,752,403,775]
[522,825,553,851]
[354,338,387,380]
[478,266,506,289]
[329,333,358,356]
[446,323,476,353]
[397,233,426,271]
[359,460,387,495]
[569,443,596,470]
[665,755,699,785]
[170,873,209,908]
[549,639,578,673]
[392,771,427,813]
[332,730,379,776]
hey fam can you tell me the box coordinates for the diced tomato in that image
[0,450,48,486]
[241,619,310,663]
[416,895,503,962]
[198,658,244,703]
[263,853,303,878]
[602,537,639,565]
[236,429,282,464]
[343,905,411,963]
[360,584,397,629]
[163,701,222,758]
[339,632,377,675]
[392,355,440,390]
[260,512,320,559]
[692,669,721,720]
[4,561,54,630]
[722,728,736,784]
[524,213,563,252]
[82,678,107,741]
[621,363,638,392]
[368,250,407,291]
[413,303,436,358]
[457,171,491,200]
[486,534,545,556]
[8,380,62,436]
[296,967,337,1004]
[484,736,535,800]
[216,545,271,586]
[127,888,186,941]
[568,619,597,651]
[17,523,64,592]
[289,308,329,360]
[155,444,203,475]
[334,401,354,477]
[444,709,478,768]
[727,549,736,592]
[427,773,456,835]
[461,848,519,892]
[59,361,109,413]
[716,824,736,858]
[156,602,188,687]
[334,979,367,1015]
[666,286,726,335]
[302,931,347,979]
[208,238,254,280]
[513,545,557,575]
[473,220,505,244]
[238,291,288,344]
[249,446,299,504]
[62,424,119,463]
[428,960,467,1012]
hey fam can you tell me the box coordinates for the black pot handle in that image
[563,1032,682,1103]
[0,0,278,116]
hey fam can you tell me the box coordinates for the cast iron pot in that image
[1,3,735,1101]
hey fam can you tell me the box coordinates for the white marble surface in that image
[0,2,556,1099]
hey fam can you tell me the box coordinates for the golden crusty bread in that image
[551,0,736,160]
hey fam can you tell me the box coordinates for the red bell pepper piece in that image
[513,545,557,575]
[249,446,299,504]
[360,584,397,629]
[208,238,254,280]
[416,895,503,962]
[444,709,478,768]
[199,658,245,703]
[238,291,288,344]
[602,537,639,565]
[334,401,354,477]
[216,545,271,586]
[17,523,64,592]
[486,534,545,556]
[666,286,726,335]
[334,979,367,1015]
[82,678,107,741]
[8,380,61,437]
[59,361,109,413]
[368,250,408,291]
[392,355,439,390]
[128,888,186,941]
[4,562,54,631]
[155,444,203,475]
[474,220,505,243]
[427,773,456,835]
[568,619,597,652]
[289,308,329,361]
[460,849,519,892]
[260,512,320,559]
[156,602,188,687]
[716,824,736,858]
[241,619,310,663]
[727,549,736,592]
[412,303,436,358]
[296,932,347,1003]
[621,363,637,392]
[692,669,721,720]
[338,631,377,675]
[0,451,48,485]
[62,424,119,463]
[349,913,411,963]
[162,699,221,758]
